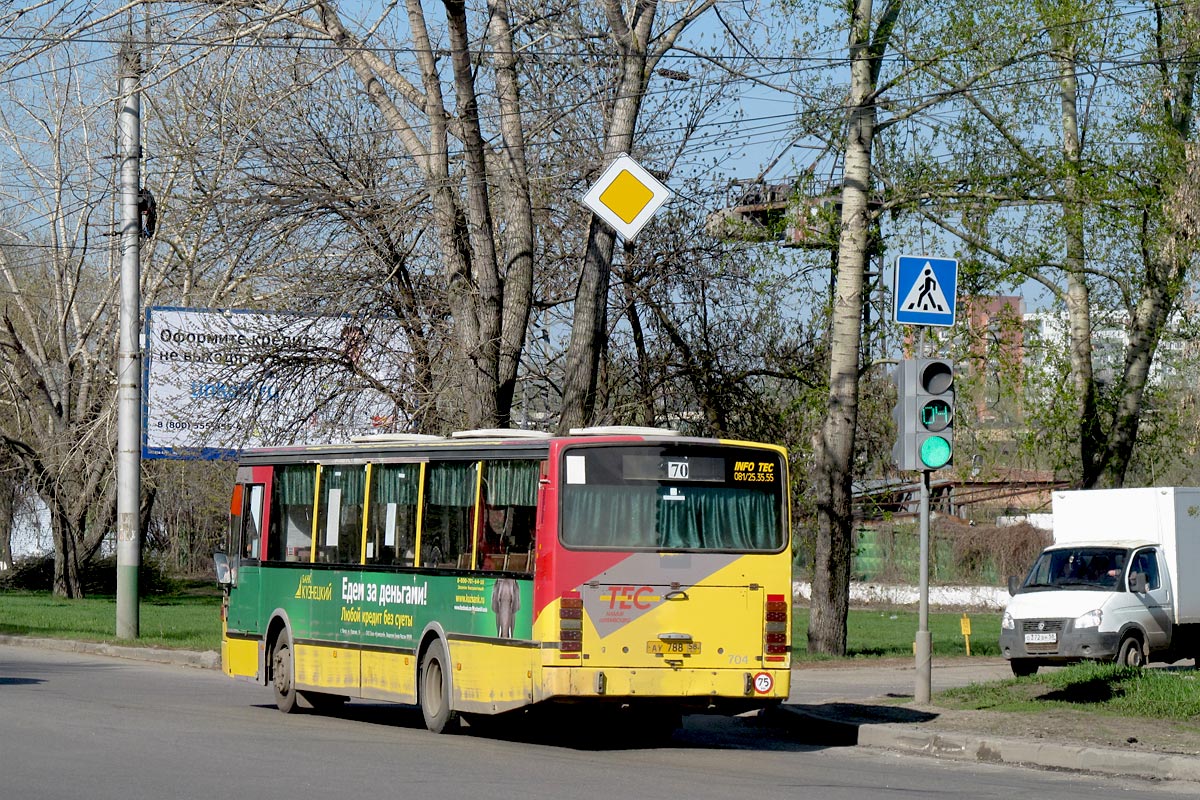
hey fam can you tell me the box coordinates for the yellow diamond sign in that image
[582,153,672,240]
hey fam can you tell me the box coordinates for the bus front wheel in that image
[420,640,459,734]
[272,637,300,714]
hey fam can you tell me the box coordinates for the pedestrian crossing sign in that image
[893,255,958,327]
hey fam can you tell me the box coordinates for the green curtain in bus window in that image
[427,462,477,507]
[322,467,365,503]
[373,464,419,504]
[656,487,777,549]
[486,460,539,506]
[562,485,658,547]
[278,465,316,506]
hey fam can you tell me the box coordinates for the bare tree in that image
[558,0,718,431]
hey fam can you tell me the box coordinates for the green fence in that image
[852,527,1001,585]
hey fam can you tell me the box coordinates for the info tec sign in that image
[893,255,958,328]
[581,153,672,240]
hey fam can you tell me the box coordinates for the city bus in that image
[215,427,792,735]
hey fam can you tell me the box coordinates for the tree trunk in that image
[559,1,658,432]
[560,217,619,431]
[1098,250,1176,487]
[0,476,13,569]
[50,509,82,598]
[808,0,882,656]
[1050,37,1104,488]
[486,0,535,427]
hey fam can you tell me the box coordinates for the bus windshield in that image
[559,444,785,552]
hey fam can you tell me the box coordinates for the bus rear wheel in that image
[272,637,300,714]
[420,640,459,734]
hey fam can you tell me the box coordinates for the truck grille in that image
[1021,619,1065,654]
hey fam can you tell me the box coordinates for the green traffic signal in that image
[892,357,955,471]
[920,435,952,469]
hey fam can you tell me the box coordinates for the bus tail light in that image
[764,594,789,661]
[560,591,583,658]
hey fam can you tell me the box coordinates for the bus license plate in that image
[1024,633,1056,644]
[647,641,701,655]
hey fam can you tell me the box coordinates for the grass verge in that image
[939,660,1200,719]
[0,590,222,652]
[791,606,1001,661]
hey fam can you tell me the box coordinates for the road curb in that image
[0,634,219,670]
[777,705,1200,782]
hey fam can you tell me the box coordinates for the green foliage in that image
[852,521,1049,585]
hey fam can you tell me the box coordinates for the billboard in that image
[143,307,410,459]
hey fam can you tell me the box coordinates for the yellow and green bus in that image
[215,427,792,735]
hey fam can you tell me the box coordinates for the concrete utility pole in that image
[116,40,142,639]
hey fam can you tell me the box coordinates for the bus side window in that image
[478,460,539,573]
[317,467,365,564]
[273,465,316,562]
[367,463,419,567]
[422,461,477,568]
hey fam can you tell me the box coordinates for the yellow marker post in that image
[960,613,972,656]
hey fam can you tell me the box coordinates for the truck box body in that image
[1051,487,1200,623]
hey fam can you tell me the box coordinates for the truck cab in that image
[1000,541,1173,675]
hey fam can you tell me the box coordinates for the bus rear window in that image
[559,445,785,552]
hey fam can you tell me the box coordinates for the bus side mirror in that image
[214,552,233,586]
[1007,575,1020,596]
[1129,572,1147,594]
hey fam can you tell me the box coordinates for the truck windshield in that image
[1022,547,1128,591]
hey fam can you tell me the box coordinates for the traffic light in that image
[892,358,955,471]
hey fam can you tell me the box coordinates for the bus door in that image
[225,468,269,639]
[221,468,271,682]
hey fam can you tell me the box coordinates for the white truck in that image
[1000,487,1200,676]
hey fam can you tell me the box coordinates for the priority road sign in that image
[893,255,958,327]
[581,153,672,240]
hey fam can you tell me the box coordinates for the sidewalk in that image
[4,633,1199,782]
[777,658,1200,783]
[0,633,220,670]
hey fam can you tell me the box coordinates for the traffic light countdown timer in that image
[891,358,955,471]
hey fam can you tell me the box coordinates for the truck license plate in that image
[1024,632,1056,644]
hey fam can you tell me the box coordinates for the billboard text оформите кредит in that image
[143,307,411,459]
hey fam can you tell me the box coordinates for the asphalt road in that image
[0,644,1192,800]
[786,657,1015,705]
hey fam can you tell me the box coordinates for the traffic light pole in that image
[915,469,932,703]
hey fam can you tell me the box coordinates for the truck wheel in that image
[1117,636,1145,668]
[1010,659,1038,677]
